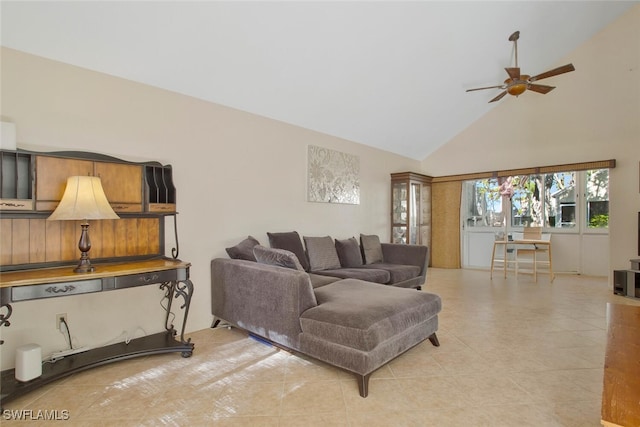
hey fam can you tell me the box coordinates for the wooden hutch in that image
[0,149,194,407]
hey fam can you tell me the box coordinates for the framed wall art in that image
[307,145,360,204]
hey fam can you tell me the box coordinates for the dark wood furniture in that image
[601,303,640,427]
[0,149,192,408]
[0,258,194,407]
[1,149,178,269]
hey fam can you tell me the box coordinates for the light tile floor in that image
[3,268,639,426]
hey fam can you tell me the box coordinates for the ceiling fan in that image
[466,31,575,103]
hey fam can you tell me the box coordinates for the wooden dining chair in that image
[515,226,550,281]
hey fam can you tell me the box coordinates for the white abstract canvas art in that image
[307,145,360,204]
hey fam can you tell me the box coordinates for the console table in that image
[0,258,194,407]
[490,238,554,281]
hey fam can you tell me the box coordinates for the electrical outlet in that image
[56,313,67,330]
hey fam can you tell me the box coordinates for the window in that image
[464,168,609,230]
[511,174,543,227]
[546,172,576,228]
[586,169,609,228]
[464,178,503,228]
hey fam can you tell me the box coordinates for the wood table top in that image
[601,303,640,427]
[0,258,190,288]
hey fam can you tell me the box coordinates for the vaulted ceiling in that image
[1,1,635,160]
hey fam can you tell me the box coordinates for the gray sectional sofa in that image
[211,232,442,397]
[225,231,429,289]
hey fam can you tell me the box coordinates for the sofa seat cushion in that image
[308,273,341,289]
[361,263,421,284]
[300,279,441,352]
[312,268,390,284]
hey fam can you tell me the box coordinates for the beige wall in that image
[0,47,420,368]
[1,5,638,369]
[422,5,640,273]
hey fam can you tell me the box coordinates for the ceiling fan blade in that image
[529,64,575,82]
[505,67,520,80]
[527,84,555,94]
[489,91,508,103]
[466,84,505,92]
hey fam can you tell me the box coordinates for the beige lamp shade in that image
[48,176,120,221]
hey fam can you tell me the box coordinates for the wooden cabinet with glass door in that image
[390,172,432,245]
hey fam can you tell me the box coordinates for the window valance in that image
[431,159,616,183]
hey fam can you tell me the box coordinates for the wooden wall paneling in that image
[136,218,149,255]
[431,181,462,268]
[100,219,116,259]
[28,219,46,263]
[0,218,12,265]
[114,219,128,257]
[148,218,160,254]
[125,219,138,256]
[45,220,61,262]
[11,219,30,265]
[90,220,103,259]
[60,221,79,262]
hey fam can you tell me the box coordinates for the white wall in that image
[422,5,640,275]
[0,47,420,368]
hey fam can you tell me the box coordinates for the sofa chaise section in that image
[211,257,441,397]
[299,279,441,396]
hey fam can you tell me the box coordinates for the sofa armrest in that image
[211,258,317,349]
[381,243,429,276]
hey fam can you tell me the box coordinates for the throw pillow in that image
[303,236,342,271]
[253,245,305,271]
[335,237,364,268]
[267,231,310,271]
[225,236,260,261]
[360,234,383,264]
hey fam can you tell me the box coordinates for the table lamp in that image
[48,176,120,273]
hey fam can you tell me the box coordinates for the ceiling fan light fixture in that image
[507,84,527,96]
[466,31,575,103]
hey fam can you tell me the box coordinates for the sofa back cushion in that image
[253,245,305,271]
[334,237,364,267]
[360,234,383,264]
[304,235,342,271]
[267,231,310,271]
[225,235,261,261]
